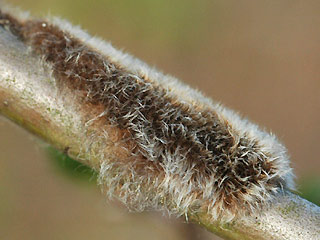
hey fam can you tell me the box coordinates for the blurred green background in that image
[1,0,319,239]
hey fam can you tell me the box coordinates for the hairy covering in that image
[0,7,294,221]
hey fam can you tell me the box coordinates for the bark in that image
[0,24,319,240]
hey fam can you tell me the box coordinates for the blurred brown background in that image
[1,0,319,239]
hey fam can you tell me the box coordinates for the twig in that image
[0,8,319,240]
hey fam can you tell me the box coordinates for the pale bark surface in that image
[0,24,319,240]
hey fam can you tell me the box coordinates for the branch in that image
[0,9,319,240]
[192,191,320,239]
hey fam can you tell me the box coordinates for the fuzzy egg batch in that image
[0,5,294,222]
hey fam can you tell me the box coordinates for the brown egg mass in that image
[0,8,294,221]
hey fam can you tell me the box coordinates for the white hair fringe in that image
[0,4,294,222]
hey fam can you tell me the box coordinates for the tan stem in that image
[192,191,320,240]
[0,24,319,240]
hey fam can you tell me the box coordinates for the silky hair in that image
[0,5,294,222]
